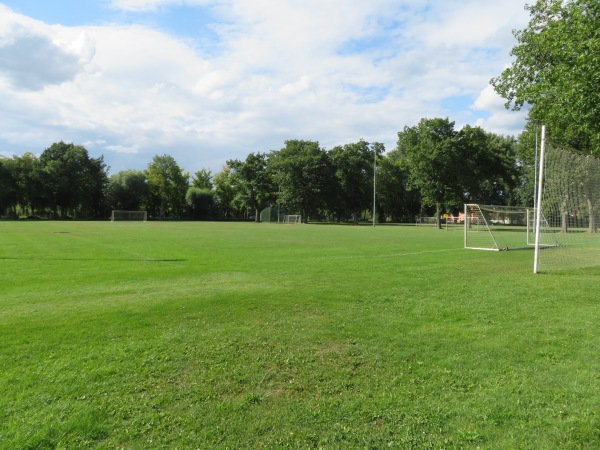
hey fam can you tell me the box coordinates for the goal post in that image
[111,210,147,222]
[464,204,533,251]
[282,214,302,224]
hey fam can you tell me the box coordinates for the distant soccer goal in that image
[283,214,302,224]
[415,216,439,226]
[416,215,462,230]
[533,131,600,272]
[111,210,147,222]
[464,204,533,251]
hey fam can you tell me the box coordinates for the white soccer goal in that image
[464,204,534,251]
[283,214,302,224]
[415,216,439,226]
[533,127,600,272]
[111,210,147,222]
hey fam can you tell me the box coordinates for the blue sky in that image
[0,0,530,175]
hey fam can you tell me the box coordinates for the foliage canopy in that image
[491,0,600,154]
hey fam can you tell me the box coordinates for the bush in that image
[186,187,216,220]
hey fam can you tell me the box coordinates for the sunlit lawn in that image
[1,221,598,448]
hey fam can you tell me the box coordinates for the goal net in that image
[111,210,147,222]
[534,139,600,272]
[283,214,302,224]
[259,206,285,223]
[464,204,533,251]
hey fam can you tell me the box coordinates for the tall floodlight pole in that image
[373,148,377,227]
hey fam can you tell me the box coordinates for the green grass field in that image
[1,221,599,449]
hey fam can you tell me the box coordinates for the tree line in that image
[0,118,534,223]
[2,0,597,223]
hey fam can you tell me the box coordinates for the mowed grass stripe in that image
[1,221,598,448]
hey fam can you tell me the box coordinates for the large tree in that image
[228,152,274,222]
[456,126,519,206]
[38,142,109,218]
[192,168,213,190]
[269,140,334,222]
[377,151,420,223]
[213,165,241,219]
[491,0,600,154]
[14,152,46,217]
[0,156,17,217]
[397,119,519,226]
[329,140,380,224]
[396,118,462,223]
[185,187,215,220]
[107,170,150,211]
[146,154,189,218]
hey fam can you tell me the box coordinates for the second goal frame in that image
[282,214,302,224]
[110,210,148,222]
[464,204,534,251]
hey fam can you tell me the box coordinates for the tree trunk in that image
[588,198,597,233]
[561,195,569,233]
[561,212,568,233]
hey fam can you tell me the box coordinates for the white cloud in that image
[110,0,214,12]
[472,85,529,136]
[473,85,506,111]
[84,139,107,146]
[110,0,179,12]
[417,0,525,47]
[0,12,89,90]
[0,1,531,174]
[106,144,139,154]
[61,31,96,63]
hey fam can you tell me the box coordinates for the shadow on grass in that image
[0,257,187,262]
